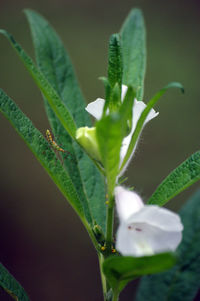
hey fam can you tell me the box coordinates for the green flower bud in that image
[76,127,101,161]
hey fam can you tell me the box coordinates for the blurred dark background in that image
[0,0,200,300]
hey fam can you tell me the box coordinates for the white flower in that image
[85,85,159,175]
[115,186,183,257]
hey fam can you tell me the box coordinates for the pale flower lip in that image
[115,186,183,257]
[85,85,159,175]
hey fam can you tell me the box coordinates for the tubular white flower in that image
[85,85,159,175]
[115,186,183,257]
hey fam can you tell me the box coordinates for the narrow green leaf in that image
[119,86,135,130]
[120,82,184,173]
[148,151,200,206]
[0,29,77,139]
[103,253,176,294]
[24,9,106,232]
[96,87,135,195]
[136,189,200,301]
[24,9,89,128]
[0,89,88,222]
[0,263,30,301]
[107,33,122,106]
[120,8,146,100]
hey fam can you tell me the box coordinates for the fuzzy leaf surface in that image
[8,9,106,232]
[0,29,76,138]
[0,264,30,301]
[108,34,122,88]
[0,89,88,222]
[148,151,200,206]
[136,189,200,301]
[120,8,146,100]
[103,253,176,295]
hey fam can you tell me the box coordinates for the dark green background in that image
[0,0,199,300]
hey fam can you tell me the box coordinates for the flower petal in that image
[116,220,182,257]
[85,98,105,120]
[121,84,128,101]
[115,187,183,257]
[119,99,159,175]
[115,186,144,222]
[116,221,147,256]
[127,205,183,232]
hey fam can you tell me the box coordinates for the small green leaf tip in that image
[164,82,184,94]
[108,33,123,88]
[120,8,146,100]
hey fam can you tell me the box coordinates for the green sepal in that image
[103,253,176,295]
[120,82,184,173]
[148,151,200,206]
[0,263,30,301]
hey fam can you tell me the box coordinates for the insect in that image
[46,129,65,152]
[45,129,71,162]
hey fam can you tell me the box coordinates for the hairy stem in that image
[105,195,115,251]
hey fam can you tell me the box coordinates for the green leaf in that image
[136,189,200,301]
[24,9,107,232]
[103,253,176,295]
[120,82,184,174]
[148,151,200,206]
[96,87,135,195]
[120,8,146,100]
[24,9,89,128]
[0,263,30,301]
[96,113,122,195]
[0,29,76,139]
[0,89,89,223]
[119,86,135,131]
[99,77,111,116]
[109,83,121,112]
[107,34,122,107]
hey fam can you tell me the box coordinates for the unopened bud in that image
[76,127,101,161]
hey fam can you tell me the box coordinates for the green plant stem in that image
[112,290,119,301]
[82,218,100,252]
[98,194,115,300]
[105,195,115,251]
[98,254,108,300]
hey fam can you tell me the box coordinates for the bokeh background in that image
[0,0,200,300]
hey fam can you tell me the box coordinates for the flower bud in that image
[76,127,101,161]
